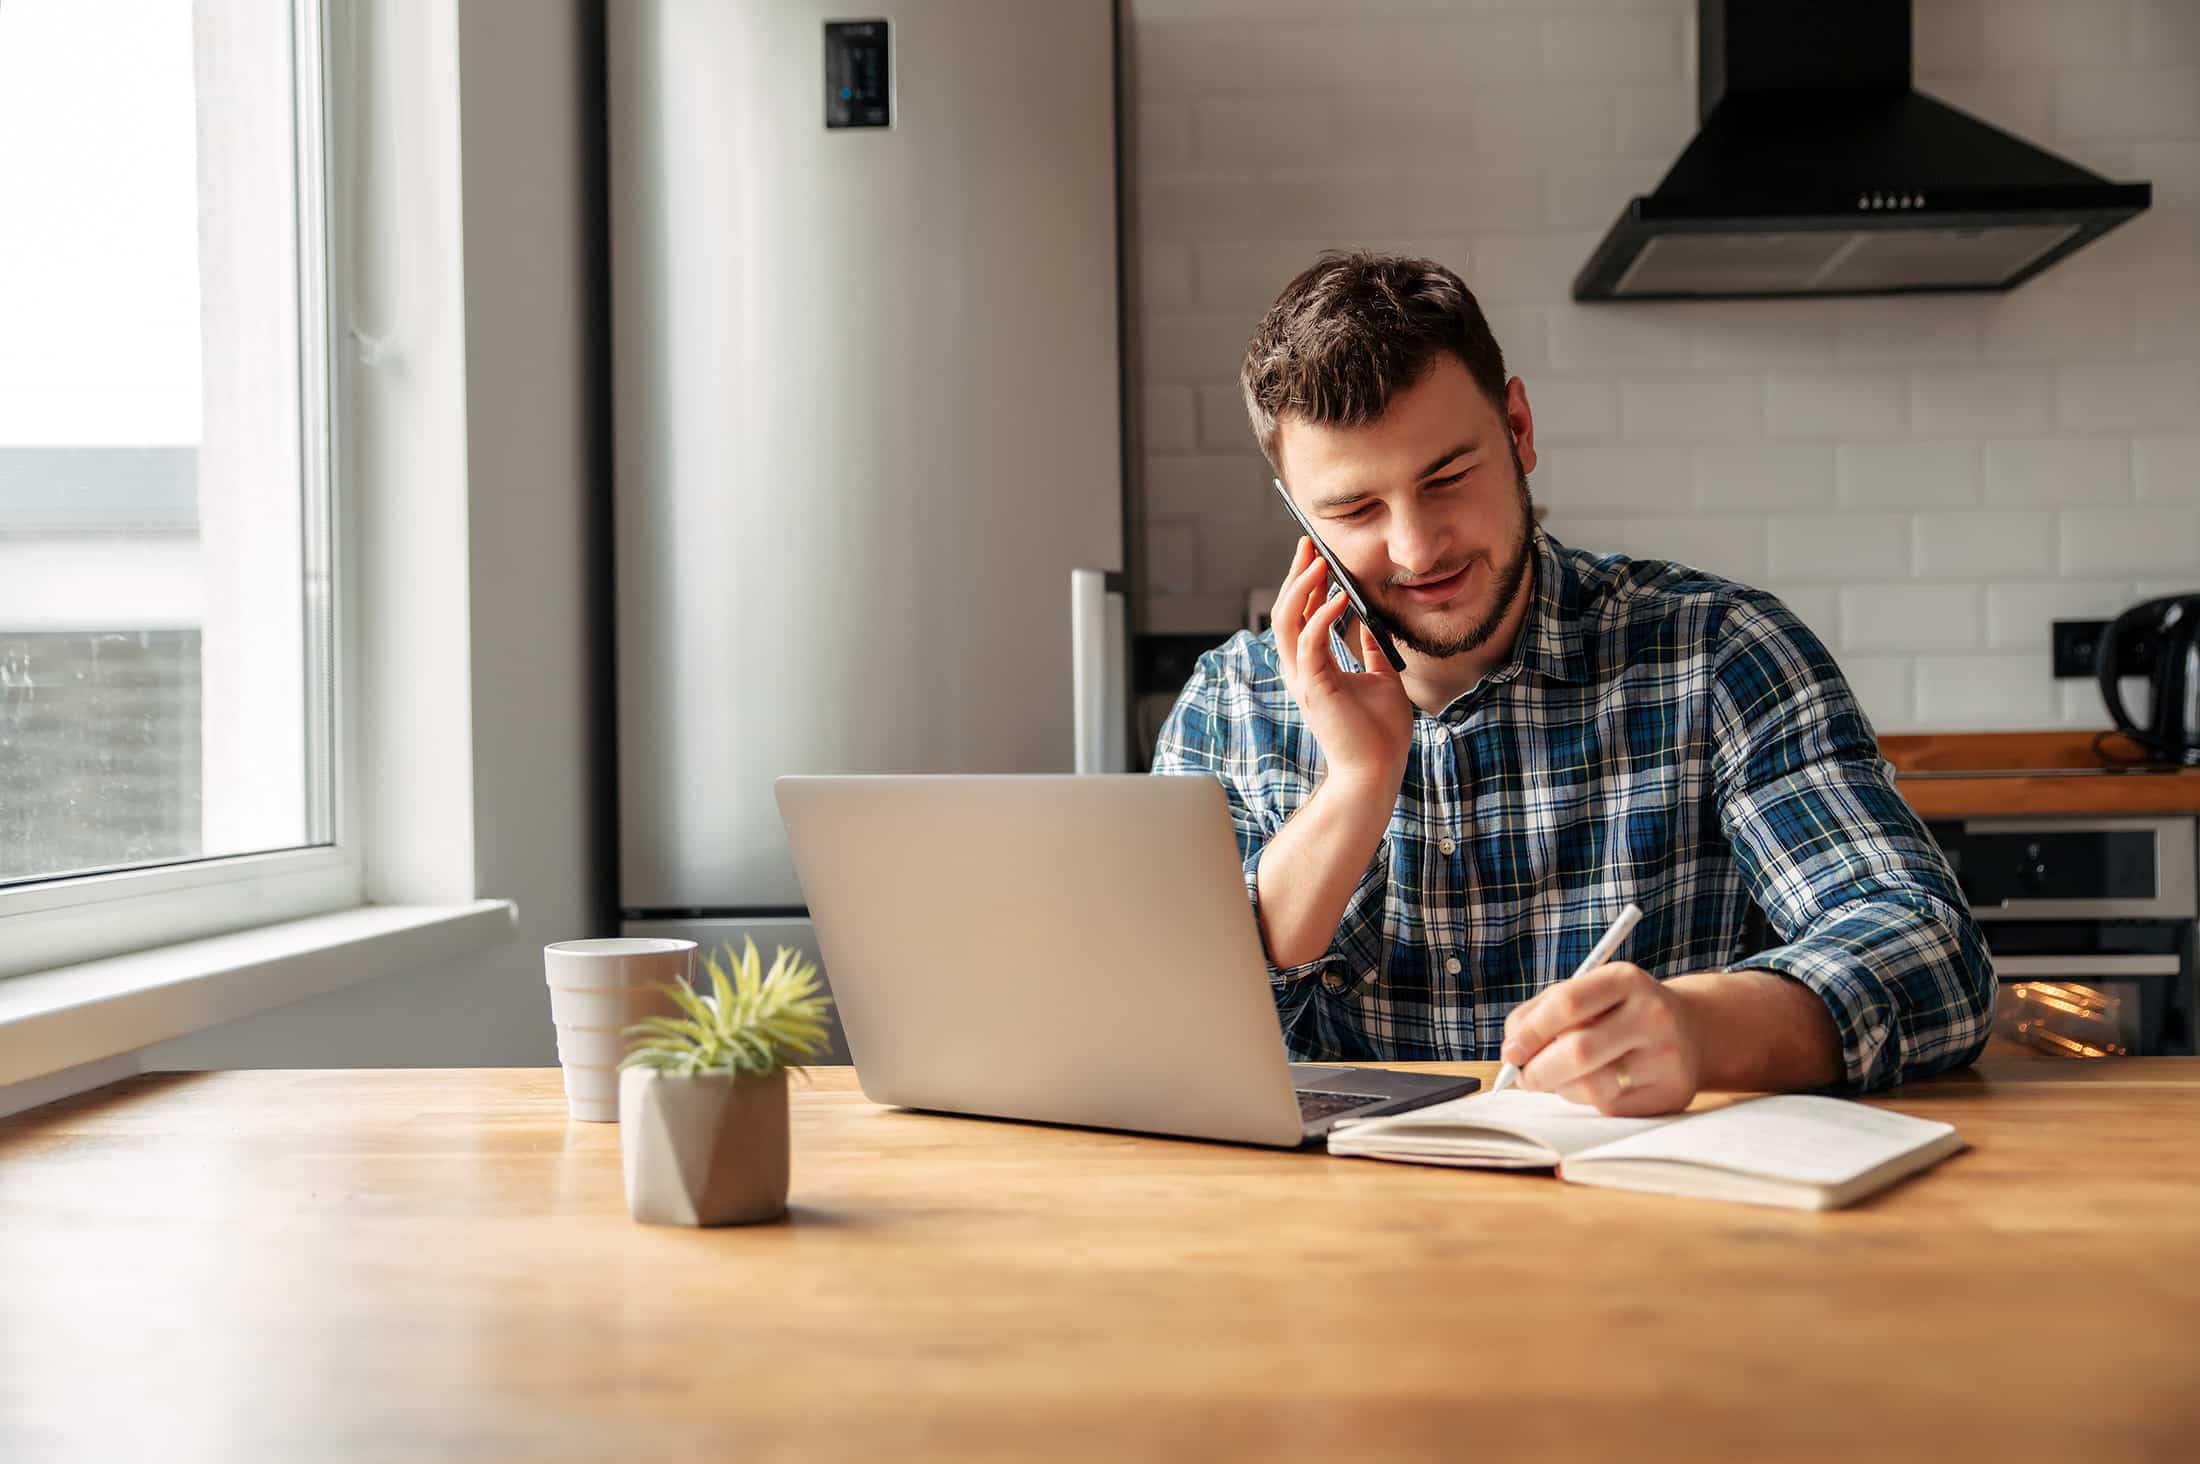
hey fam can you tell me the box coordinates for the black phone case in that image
[1271,478,1409,673]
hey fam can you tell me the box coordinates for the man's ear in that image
[1504,376,1538,477]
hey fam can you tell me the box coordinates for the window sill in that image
[0,901,517,1089]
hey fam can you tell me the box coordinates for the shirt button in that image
[1439,837,1456,855]
[1322,971,1347,992]
[1445,956,1462,976]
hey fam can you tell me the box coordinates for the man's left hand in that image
[1500,963,1704,1116]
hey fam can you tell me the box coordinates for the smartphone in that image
[1271,476,1408,674]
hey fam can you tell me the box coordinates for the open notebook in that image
[1327,1089,1964,1211]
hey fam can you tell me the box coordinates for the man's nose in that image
[1387,507,1448,579]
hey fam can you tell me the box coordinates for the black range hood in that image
[1574,0,2152,302]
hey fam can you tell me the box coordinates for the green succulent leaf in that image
[618,938,835,1077]
[623,1015,712,1045]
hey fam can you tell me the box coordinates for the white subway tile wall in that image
[2137,434,2200,498]
[1125,0,2200,732]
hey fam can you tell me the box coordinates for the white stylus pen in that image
[1489,901,1645,1094]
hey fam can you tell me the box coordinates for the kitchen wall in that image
[1124,0,2200,733]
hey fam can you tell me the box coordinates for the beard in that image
[1366,441,1536,661]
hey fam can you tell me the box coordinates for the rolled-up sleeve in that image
[1709,595,1996,1091]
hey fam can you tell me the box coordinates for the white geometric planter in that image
[619,1067,790,1226]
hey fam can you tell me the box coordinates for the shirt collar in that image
[1501,526,1592,687]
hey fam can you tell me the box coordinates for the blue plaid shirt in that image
[1152,528,1995,1092]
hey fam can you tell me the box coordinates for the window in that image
[0,0,351,976]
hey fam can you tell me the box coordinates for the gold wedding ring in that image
[1613,1062,1634,1096]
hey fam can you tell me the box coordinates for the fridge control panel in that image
[825,20,890,129]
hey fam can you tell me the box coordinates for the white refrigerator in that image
[608,0,1127,1057]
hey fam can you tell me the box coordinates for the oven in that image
[1926,815,2199,1059]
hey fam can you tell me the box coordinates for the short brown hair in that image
[1240,252,1508,470]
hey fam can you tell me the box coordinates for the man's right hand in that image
[1270,537,1413,792]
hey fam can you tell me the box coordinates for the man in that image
[1153,252,1994,1116]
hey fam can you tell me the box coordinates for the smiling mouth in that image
[1395,564,1473,602]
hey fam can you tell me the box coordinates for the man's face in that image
[1274,355,1539,661]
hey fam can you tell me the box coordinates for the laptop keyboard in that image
[1294,1089,1387,1124]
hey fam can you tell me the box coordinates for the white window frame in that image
[0,0,361,982]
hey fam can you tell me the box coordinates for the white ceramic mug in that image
[543,937,696,1121]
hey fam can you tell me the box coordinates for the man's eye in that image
[1426,471,1468,491]
[1335,505,1374,522]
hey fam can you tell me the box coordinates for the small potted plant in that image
[617,937,833,1227]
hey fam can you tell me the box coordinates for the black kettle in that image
[2098,593,2200,766]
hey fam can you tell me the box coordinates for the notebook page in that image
[1566,1095,1956,1185]
[1331,1088,1671,1159]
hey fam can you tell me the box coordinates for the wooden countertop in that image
[1881,731,2200,817]
[5,1060,2199,1461]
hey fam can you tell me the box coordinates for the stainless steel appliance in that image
[607,0,1127,1057]
[1928,816,2198,1058]
[2099,594,2200,767]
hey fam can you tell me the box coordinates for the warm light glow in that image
[2000,983,2129,1058]
[2021,1027,2117,1060]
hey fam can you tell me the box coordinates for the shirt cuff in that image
[1243,843,1337,986]
[1727,942,1899,1091]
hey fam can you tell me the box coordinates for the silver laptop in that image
[774,774,1479,1147]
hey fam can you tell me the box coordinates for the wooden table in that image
[5,1060,2198,1461]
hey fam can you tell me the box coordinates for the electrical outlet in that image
[2053,620,2106,678]
[2052,619,2156,679]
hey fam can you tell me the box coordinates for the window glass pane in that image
[0,1,329,886]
